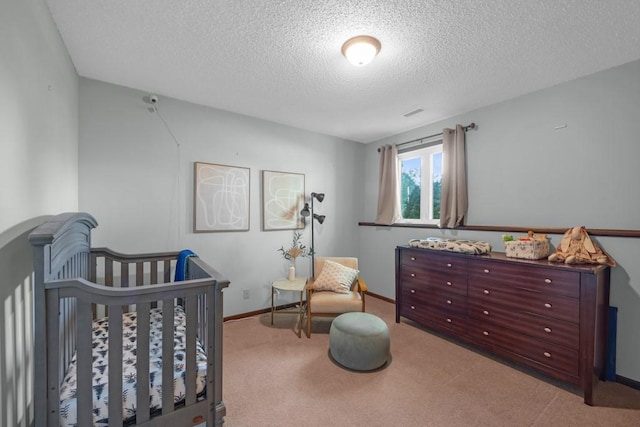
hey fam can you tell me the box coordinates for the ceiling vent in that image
[403,108,424,118]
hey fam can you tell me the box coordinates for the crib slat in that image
[162,299,175,414]
[121,263,130,313]
[185,295,198,406]
[104,259,113,318]
[198,295,206,349]
[136,302,151,423]
[163,260,171,283]
[121,262,129,287]
[60,298,68,378]
[69,298,77,381]
[107,305,123,425]
[77,301,94,426]
[81,251,88,279]
[150,262,159,308]
[105,258,113,286]
[136,262,144,286]
[46,290,61,426]
[207,287,218,424]
[62,298,76,385]
[150,260,158,285]
[77,251,82,277]
[90,252,98,282]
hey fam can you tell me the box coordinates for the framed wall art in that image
[194,162,250,232]
[261,170,305,231]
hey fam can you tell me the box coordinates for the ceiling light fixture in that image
[341,35,381,66]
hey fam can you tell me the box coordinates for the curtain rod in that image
[377,122,476,152]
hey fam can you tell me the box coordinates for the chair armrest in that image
[355,277,368,293]
[306,278,315,292]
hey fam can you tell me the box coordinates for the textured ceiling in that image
[46,0,640,143]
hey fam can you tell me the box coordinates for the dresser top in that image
[397,245,609,274]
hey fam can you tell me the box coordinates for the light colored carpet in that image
[222,297,640,426]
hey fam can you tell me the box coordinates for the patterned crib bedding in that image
[408,237,492,255]
[59,305,207,426]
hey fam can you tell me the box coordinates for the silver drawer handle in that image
[446,299,452,305]
[411,273,416,277]
[483,331,489,336]
[446,263,452,268]
[544,303,552,309]
[410,305,415,310]
[483,269,490,274]
[483,289,490,295]
[446,281,452,286]
[544,327,552,333]
[483,310,489,315]
[543,352,551,358]
[446,318,452,323]
[410,289,416,294]
[544,278,552,284]
[411,257,416,261]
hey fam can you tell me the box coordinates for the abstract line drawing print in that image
[194,162,250,232]
[262,170,305,231]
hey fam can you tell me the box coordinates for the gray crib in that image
[29,213,229,426]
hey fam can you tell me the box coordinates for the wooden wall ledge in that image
[358,222,640,238]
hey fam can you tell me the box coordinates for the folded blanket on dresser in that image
[58,305,207,427]
[408,237,491,255]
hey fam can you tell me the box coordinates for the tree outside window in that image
[398,144,442,223]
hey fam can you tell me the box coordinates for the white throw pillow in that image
[312,260,359,293]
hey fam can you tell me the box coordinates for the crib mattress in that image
[58,305,207,426]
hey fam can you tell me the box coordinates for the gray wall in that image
[78,78,364,316]
[0,0,79,425]
[359,59,640,382]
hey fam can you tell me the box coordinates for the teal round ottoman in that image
[329,312,390,371]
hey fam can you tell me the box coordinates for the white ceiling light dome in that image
[341,35,381,66]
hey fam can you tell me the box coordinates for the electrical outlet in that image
[242,289,250,300]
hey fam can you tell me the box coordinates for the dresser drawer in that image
[468,300,579,349]
[469,259,580,298]
[400,264,467,296]
[401,289,468,317]
[468,322,579,377]
[401,304,467,337]
[468,281,579,324]
[401,249,467,275]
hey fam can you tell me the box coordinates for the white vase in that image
[288,261,295,281]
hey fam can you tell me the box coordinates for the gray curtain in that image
[440,124,468,228]
[376,144,401,225]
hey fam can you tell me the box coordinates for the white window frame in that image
[397,141,443,225]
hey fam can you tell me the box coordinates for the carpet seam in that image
[530,391,559,426]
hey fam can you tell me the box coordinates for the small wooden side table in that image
[271,276,307,338]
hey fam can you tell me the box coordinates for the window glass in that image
[398,143,442,223]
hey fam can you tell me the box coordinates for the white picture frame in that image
[194,162,250,232]
[261,170,305,231]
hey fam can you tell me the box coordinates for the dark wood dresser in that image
[395,245,611,405]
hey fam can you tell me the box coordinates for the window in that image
[398,142,443,224]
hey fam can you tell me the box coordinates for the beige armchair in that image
[305,257,367,338]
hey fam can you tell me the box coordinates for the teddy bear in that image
[548,226,616,266]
